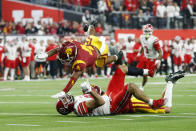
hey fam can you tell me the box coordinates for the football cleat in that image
[165,70,185,83]
[151,98,165,109]
[115,51,123,65]
[51,91,66,99]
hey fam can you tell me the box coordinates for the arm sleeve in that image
[72,61,86,71]
[62,76,77,93]
[153,39,161,51]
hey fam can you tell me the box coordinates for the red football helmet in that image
[56,93,74,115]
[57,41,78,64]
[142,24,153,38]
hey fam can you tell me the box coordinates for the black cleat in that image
[115,51,123,65]
[165,70,185,83]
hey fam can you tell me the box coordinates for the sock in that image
[4,68,9,80]
[164,81,173,107]
[143,69,149,75]
[127,65,143,76]
[10,69,15,80]
[139,86,144,91]
[148,99,153,106]
[114,55,118,61]
[101,70,104,76]
[107,67,111,76]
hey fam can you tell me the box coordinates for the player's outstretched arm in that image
[62,71,83,93]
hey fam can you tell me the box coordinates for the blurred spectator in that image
[35,40,47,78]
[95,23,104,34]
[174,2,181,29]
[146,0,154,14]
[159,40,171,75]
[143,9,153,25]
[140,0,148,13]
[29,38,36,79]
[82,10,94,24]
[0,38,4,77]
[46,39,58,79]
[138,9,144,28]
[166,1,175,29]
[20,37,31,81]
[121,8,130,28]
[123,0,139,12]
[98,0,108,13]
[113,0,122,11]
[16,22,25,34]
[156,2,167,28]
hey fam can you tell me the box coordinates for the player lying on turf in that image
[56,65,184,116]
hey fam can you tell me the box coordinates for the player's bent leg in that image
[106,66,126,95]
[127,83,150,104]
[106,55,117,65]
[127,83,165,109]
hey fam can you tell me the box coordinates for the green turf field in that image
[0,76,196,131]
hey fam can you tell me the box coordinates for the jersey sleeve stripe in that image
[72,60,86,69]
[79,103,86,115]
[77,105,83,116]
[82,102,89,114]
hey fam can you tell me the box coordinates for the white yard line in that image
[100,118,133,121]
[0,102,52,104]
[0,95,51,96]
[7,124,40,127]
[56,121,88,123]
[122,114,196,118]
[0,113,57,116]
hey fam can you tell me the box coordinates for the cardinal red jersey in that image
[71,41,98,71]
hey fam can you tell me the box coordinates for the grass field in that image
[0,76,196,131]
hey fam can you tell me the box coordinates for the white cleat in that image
[51,91,66,99]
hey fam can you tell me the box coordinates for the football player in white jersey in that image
[3,39,19,80]
[183,39,194,73]
[136,24,162,91]
[56,65,166,116]
[172,36,183,72]
[20,37,32,81]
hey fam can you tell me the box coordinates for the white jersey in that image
[140,35,160,59]
[125,41,135,53]
[184,44,193,55]
[74,94,110,116]
[20,42,31,57]
[173,42,183,57]
[6,45,17,60]
[35,44,46,54]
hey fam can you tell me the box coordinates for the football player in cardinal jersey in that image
[35,40,98,98]
[136,24,162,91]
[56,65,184,116]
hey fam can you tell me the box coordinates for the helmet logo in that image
[65,48,72,55]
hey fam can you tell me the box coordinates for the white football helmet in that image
[142,24,153,39]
